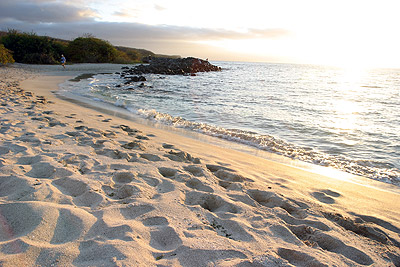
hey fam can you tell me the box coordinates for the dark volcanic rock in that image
[123,75,147,85]
[121,57,221,76]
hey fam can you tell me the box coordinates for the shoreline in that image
[35,64,400,193]
[54,62,400,188]
[1,64,400,266]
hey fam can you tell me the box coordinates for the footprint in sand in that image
[119,125,141,136]
[167,247,247,266]
[0,175,34,199]
[95,148,130,160]
[206,164,235,173]
[139,174,160,187]
[53,177,88,197]
[102,184,142,200]
[17,155,44,165]
[85,218,133,241]
[50,208,97,244]
[158,167,178,178]
[322,212,395,246]
[313,232,373,265]
[141,218,182,253]
[89,139,107,149]
[352,213,400,234]
[277,248,328,267]
[16,133,42,145]
[184,191,240,214]
[103,171,150,200]
[120,204,155,220]
[26,162,74,179]
[6,143,28,154]
[110,163,133,170]
[185,178,213,193]
[183,165,205,177]
[277,212,330,232]
[150,227,182,251]
[207,164,254,190]
[312,189,341,204]
[140,153,162,162]
[136,135,150,140]
[52,177,104,207]
[73,240,127,266]
[26,162,56,178]
[156,180,176,194]
[0,146,10,156]
[0,203,43,241]
[116,184,142,199]
[287,223,373,265]
[121,141,146,151]
[162,143,174,149]
[142,216,169,227]
[112,171,136,184]
[164,150,201,164]
[248,189,307,219]
[73,191,104,207]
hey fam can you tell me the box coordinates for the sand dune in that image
[0,64,399,266]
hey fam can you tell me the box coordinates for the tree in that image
[66,37,118,63]
[0,44,14,64]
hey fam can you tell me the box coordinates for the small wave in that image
[136,108,400,186]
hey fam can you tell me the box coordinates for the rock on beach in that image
[121,57,222,76]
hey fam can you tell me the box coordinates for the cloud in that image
[154,4,167,11]
[59,22,289,42]
[0,20,289,42]
[0,0,97,23]
[0,0,289,42]
[0,16,290,61]
[113,10,136,18]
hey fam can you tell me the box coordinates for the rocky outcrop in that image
[121,57,221,76]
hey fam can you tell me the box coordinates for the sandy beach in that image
[0,64,399,266]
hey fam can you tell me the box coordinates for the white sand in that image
[0,64,399,266]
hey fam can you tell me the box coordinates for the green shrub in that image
[0,44,14,64]
[67,37,118,63]
[0,30,66,64]
[114,46,142,63]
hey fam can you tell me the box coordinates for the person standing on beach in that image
[61,54,66,68]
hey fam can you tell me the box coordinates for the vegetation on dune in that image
[0,29,180,65]
[0,30,66,64]
[67,37,118,63]
[115,46,145,63]
[0,44,15,64]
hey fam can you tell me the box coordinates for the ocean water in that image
[59,62,400,186]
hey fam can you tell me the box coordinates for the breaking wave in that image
[136,108,400,185]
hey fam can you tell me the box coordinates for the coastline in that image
[1,64,399,266]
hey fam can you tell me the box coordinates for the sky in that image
[1,0,400,68]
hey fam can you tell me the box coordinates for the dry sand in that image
[0,64,399,266]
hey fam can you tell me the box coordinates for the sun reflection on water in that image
[330,100,360,133]
[327,66,369,135]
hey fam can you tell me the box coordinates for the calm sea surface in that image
[59,62,400,186]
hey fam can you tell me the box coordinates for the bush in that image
[67,37,118,63]
[0,30,66,64]
[114,46,141,63]
[0,44,14,64]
